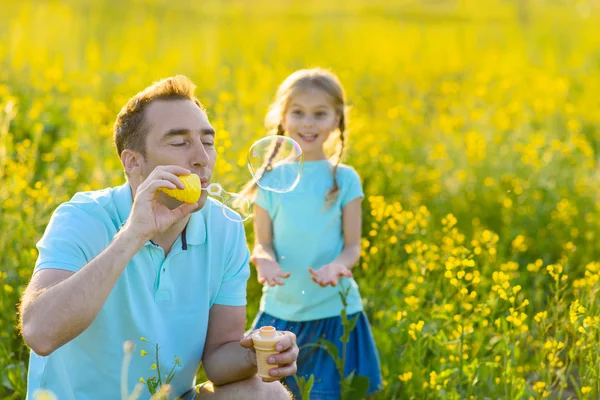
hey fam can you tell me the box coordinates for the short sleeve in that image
[35,203,109,273]
[254,186,273,214]
[214,224,251,307]
[340,167,364,208]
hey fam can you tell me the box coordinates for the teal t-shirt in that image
[26,183,250,399]
[255,160,365,322]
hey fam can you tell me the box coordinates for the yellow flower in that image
[535,311,548,323]
[399,372,413,382]
[141,350,148,356]
[151,363,157,370]
[582,386,592,394]
[408,320,425,340]
[405,296,420,307]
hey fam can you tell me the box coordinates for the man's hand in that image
[126,165,198,242]
[309,263,352,287]
[251,255,290,286]
[240,330,298,382]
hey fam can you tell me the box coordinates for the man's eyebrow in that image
[161,128,215,140]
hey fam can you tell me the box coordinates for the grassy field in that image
[2,0,600,398]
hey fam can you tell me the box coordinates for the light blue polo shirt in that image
[26,183,250,399]
[255,160,365,322]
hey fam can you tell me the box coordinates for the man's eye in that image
[203,142,215,147]
[171,142,187,147]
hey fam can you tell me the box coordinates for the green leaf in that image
[347,314,359,334]
[315,339,343,374]
[146,376,158,395]
[343,374,370,400]
[293,374,315,400]
[341,370,356,393]
[341,308,348,324]
[341,314,360,344]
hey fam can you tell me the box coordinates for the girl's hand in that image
[250,255,291,286]
[308,263,352,287]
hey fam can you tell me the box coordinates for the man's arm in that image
[202,305,298,386]
[20,165,196,356]
[20,228,145,356]
[201,305,256,385]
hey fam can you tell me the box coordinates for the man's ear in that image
[121,149,143,176]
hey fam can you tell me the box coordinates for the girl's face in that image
[282,88,340,161]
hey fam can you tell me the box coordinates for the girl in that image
[244,68,382,399]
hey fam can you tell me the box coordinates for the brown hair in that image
[242,68,348,208]
[113,75,205,157]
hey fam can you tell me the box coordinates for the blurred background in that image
[2,0,600,398]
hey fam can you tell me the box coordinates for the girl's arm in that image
[309,197,363,287]
[251,205,290,286]
[333,197,363,269]
[252,205,277,261]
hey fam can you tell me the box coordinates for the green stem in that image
[165,363,177,384]
[458,287,464,395]
[155,344,162,387]
[504,338,509,400]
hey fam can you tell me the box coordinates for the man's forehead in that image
[145,98,210,128]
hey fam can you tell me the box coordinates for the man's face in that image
[134,99,217,211]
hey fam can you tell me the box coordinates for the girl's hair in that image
[239,68,348,209]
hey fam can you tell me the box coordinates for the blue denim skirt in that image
[251,311,383,400]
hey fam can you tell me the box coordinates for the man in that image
[20,75,298,399]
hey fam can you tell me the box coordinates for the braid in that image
[264,124,285,174]
[325,114,346,208]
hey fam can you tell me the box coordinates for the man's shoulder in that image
[55,186,124,230]
[70,186,117,206]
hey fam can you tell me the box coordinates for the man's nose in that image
[190,141,209,168]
